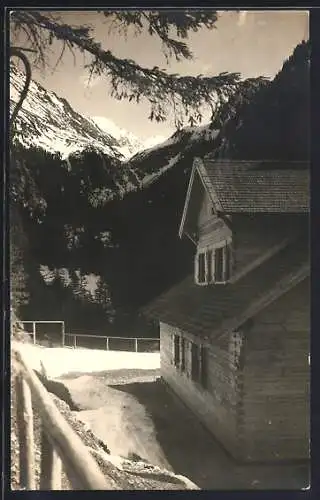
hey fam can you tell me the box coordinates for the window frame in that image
[195,238,233,285]
[197,251,206,284]
[173,334,208,391]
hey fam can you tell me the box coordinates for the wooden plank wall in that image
[160,322,245,459]
[197,193,232,250]
[241,278,310,461]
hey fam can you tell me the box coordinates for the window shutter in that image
[187,340,192,378]
[194,254,199,284]
[174,335,180,367]
[171,333,175,365]
[214,247,224,282]
[198,253,206,283]
[224,243,232,282]
[191,342,200,382]
[181,337,186,372]
[200,345,208,389]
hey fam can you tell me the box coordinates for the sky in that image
[11,10,309,144]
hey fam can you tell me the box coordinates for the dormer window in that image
[195,239,233,285]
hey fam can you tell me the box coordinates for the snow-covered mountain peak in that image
[10,64,168,161]
[89,116,144,159]
[90,116,168,159]
[9,64,222,197]
[10,65,135,161]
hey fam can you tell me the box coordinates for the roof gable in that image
[179,158,309,238]
[179,158,210,240]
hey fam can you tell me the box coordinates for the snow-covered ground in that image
[62,372,170,468]
[12,342,308,489]
[12,342,160,379]
[13,342,165,468]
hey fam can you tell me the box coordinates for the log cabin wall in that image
[241,278,310,462]
[160,322,246,459]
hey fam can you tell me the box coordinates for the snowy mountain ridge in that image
[9,65,162,161]
[10,64,221,197]
[90,116,168,159]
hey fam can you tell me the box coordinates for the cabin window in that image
[174,335,208,387]
[195,240,232,285]
[174,335,180,367]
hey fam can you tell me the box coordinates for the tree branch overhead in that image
[10,10,266,128]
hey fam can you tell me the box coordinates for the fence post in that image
[16,373,36,489]
[33,322,36,345]
[135,338,138,353]
[106,337,109,351]
[40,429,62,490]
[73,335,77,349]
[62,322,65,348]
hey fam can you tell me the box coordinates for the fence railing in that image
[64,333,160,353]
[20,321,160,353]
[21,321,65,346]
[12,345,111,490]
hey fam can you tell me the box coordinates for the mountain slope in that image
[10,65,126,160]
[10,63,221,193]
[124,41,309,194]
[210,40,310,161]
[128,124,220,184]
[10,64,169,162]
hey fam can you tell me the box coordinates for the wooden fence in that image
[13,346,111,490]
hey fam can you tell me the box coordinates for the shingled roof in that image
[197,159,310,214]
[143,236,309,343]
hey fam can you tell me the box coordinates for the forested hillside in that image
[10,41,310,335]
